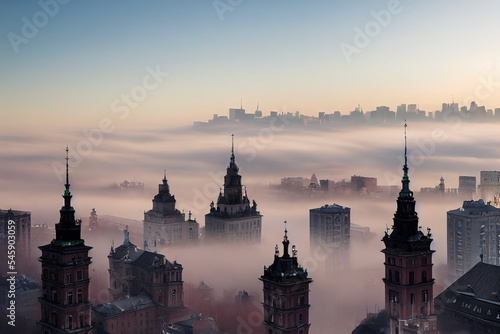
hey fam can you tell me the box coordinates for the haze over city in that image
[2,1,500,334]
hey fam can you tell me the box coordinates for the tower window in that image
[298,313,303,323]
[395,271,400,284]
[422,290,428,303]
[67,291,73,304]
[77,270,83,280]
[422,270,428,282]
[66,315,73,330]
[409,272,414,285]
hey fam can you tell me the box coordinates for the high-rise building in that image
[309,204,350,269]
[478,171,500,207]
[205,136,262,243]
[446,199,500,280]
[381,125,437,334]
[458,176,476,198]
[38,148,93,334]
[260,223,312,334]
[143,171,199,249]
[88,208,98,230]
[0,208,31,272]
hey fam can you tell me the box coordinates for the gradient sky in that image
[2,0,500,129]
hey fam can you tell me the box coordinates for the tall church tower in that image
[260,222,312,334]
[382,124,437,334]
[38,148,93,333]
[205,135,262,243]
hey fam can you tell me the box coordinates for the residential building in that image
[309,204,350,269]
[478,171,500,207]
[447,199,500,280]
[0,209,31,272]
[458,176,476,198]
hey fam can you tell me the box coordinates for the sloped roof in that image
[435,262,500,324]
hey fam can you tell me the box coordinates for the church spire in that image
[399,121,413,199]
[231,133,235,164]
[55,147,82,242]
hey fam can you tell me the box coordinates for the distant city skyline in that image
[2,1,500,130]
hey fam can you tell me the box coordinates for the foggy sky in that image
[2,121,499,333]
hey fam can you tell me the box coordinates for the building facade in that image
[205,137,262,243]
[0,209,31,272]
[309,204,350,269]
[38,149,93,334]
[143,172,199,249]
[260,224,312,334]
[107,227,185,321]
[93,294,158,334]
[381,130,438,334]
[447,199,500,280]
[478,171,500,207]
[458,176,476,198]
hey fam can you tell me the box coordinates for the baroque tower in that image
[382,124,437,334]
[144,170,198,249]
[260,222,312,334]
[38,148,93,333]
[205,135,262,243]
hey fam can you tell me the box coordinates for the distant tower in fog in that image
[260,222,312,334]
[143,171,198,249]
[38,148,93,333]
[381,123,438,334]
[89,208,98,230]
[205,135,262,243]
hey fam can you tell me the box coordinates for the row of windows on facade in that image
[43,269,86,282]
[387,257,428,267]
[46,289,85,304]
[266,295,306,308]
[388,270,428,284]
[118,269,182,282]
[211,220,261,231]
[42,310,87,329]
[389,289,429,304]
[268,312,305,326]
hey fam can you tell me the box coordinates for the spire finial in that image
[404,120,407,168]
[284,220,288,240]
[163,169,167,181]
[231,134,235,163]
[65,146,70,187]
[399,120,412,198]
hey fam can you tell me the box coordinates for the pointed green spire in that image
[399,121,413,198]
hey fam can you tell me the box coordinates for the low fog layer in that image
[1,121,499,333]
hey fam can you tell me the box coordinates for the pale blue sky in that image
[2,0,500,128]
